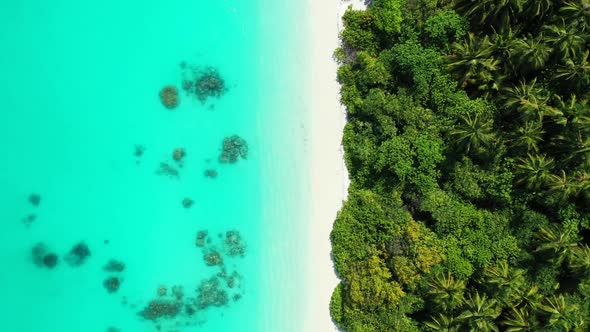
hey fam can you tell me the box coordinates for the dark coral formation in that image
[43,254,58,268]
[22,214,36,227]
[31,242,58,269]
[195,69,226,102]
[134,144,145,157]
[31,243,47,265]
[225,230,246,257]
[204,251,223,266]
[172,285,184,301]
[106,328,121,332]
[159,85,179,109]
[182,198,194,209]
[204,169,218,178]
[104,276,122,293]
[195,230,208,248]
[195,277,228,309]
[158,285,167,297]
[185,304,196,316]
[29,194,41,206]
[103,259,125,272]
[226,271,241,289]
[138,299,182,321]
[156,162,179,178]
[219,135,248,163]
[64,242,91,266]
[134,229,249,329]
[181,66,227,103]
[172,148,186,162]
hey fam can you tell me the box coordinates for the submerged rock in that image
[32,243,47,266]
[185,304,196,316]
[158,285,167,297]
[159,85,179,109]
[195,230,208,248]
[138,299,182,320]
[172,148,186,162]
[156,162,179,178]
[204,251,223,266]
[29,194,41,206]
[31,242,59,269]
[181,66,227,103]
[172,285,184,300]
[134,145,145,157]
[226,271,241,289]
[104,276,122,293]
[43,253,58,268]
[22,214,36,227]
[225,230,246,257]
[103,259,125,272]
[195,68,226,102]
[182,198,194,209]
[64,242,91,266]
[219,135,248,163]
[195,277,228,309]
[204,169,218,178]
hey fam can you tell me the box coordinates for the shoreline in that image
[306,0,364,330]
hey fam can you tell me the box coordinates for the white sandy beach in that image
[306,0,365,331]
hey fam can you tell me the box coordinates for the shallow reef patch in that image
[182,198,194,209]
[204,169,218,178]
[103,259,126,272]
[156,162,179,179]
[31,242,59,269]
[159,85,180,109]
[219,135,248,163]
[103,276,122,293]
[28,193,41,206]
[64,242,91,267]
[181,64,227,103]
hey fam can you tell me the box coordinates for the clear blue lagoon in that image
[0,1,310,331]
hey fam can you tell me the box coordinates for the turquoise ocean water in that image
[0,1,310,331]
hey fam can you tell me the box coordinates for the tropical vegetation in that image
[330,0,590,331]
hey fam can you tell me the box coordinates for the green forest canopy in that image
[330,0,590,331]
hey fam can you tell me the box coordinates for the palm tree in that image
[574,169,590,199]
[571,111,590,135]
[570,244,590,275]
[561,0,590,32]
[501,307,536,332]
[570,134,590,162]
[424,313,460,332]
[501,79,562,122]
[509,121,545,153]
[535,223,579,265]
[538,294,587,331]
[456,0,525,32]
[450,114,496,155]
[526,0,553,17]
[546,170,580,201]
[543,21,587,60]
[484,261,526,306]
[517,284,544,311]
[428,272,467,313]
[509,35,552,72]
[555,50,590,91]
[457,291,501,332]
[448,33,500,90]
[552,94,590,128]
[515,153,554,190]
